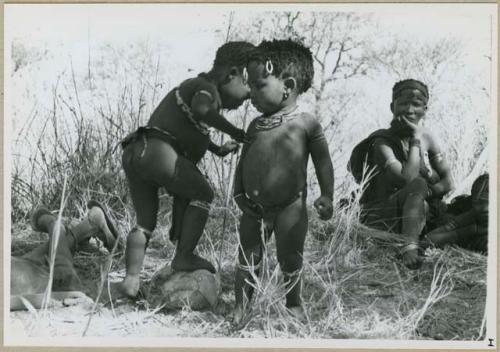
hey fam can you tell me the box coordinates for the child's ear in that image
[283,77,297,92]
[390,102,394,113]
[229,66,240,79]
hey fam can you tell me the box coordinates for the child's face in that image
[247,61,287,115]
[219,72,251,110]
[391,89,427,130]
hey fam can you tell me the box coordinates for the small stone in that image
[147,266,220,311]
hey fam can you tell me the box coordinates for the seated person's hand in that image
[234,193,261,218]
[314,195,333,220]
[217,140,240,157]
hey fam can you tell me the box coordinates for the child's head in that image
[211,41,256,110]
[471,173,489,225]
[390,79,429,134]
[246,39,314,115]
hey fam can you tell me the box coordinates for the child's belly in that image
[242,130,307,207]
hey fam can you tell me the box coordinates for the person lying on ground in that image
[11,200,118,311]
[421,173,488,254]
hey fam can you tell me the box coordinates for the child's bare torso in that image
[242,114,311,207]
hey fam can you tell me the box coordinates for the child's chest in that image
[247,121,307,153]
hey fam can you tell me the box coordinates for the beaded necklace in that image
[175,88,210,136]
[254,105,300,131]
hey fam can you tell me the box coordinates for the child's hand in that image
[234,194,261,218]
[218,140,240,157]
[232,129,250,144]
[314,195,333,220]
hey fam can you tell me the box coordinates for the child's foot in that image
[171,253,216,273]
[117,275,141,298]
[232,305,245,326]
[287,305,306,322]
[87,200,120,252]
[30,206,53,232]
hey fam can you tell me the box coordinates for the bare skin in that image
[371,88,453,269]
[11,204,117,311]
[119,66,250,298]
[232,61,334,324]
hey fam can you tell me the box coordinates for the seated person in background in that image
[348,79,454,270]
[11,201,118,310]
[422,173,489,254]
[233,39,334,322]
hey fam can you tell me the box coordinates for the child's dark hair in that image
[392,79,429,102]
[249,39,314,94]
[213,41,256,70]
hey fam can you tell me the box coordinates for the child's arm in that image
[426,132,454,198]
[208,140,239,157]
[307,118,334,220]
[233,123,261,217]
[191,92,246,142]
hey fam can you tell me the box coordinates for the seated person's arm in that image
[372,138,421,189]
[307,118,334,220]
[191,91,245,142]
[426,132,454,198]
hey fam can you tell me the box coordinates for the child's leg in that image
[169,196,189,244]
[164,156,216,273]
[27,207,81,291]
[119,143,161,297]
[235,213,263,311]
[274,197,308,311]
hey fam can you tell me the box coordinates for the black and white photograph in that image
[3,3,497,348]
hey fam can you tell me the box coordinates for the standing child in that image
[232,40,334,322]
[118,41,255,298]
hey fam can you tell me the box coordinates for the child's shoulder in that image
[179,74,220,102]
[296,111,322,131]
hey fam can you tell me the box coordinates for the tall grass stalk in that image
[41,173,69,312]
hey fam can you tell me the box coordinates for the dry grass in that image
[9,196,487,340]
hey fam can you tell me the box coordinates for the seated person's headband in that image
[392,80,429,102]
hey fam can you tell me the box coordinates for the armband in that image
[409,138,421,148]
[400,242,419,255]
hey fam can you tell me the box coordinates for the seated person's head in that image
[211,41,256,110]
[390,79,429,136]
[471,173,489,225]
[246,39,314,115]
